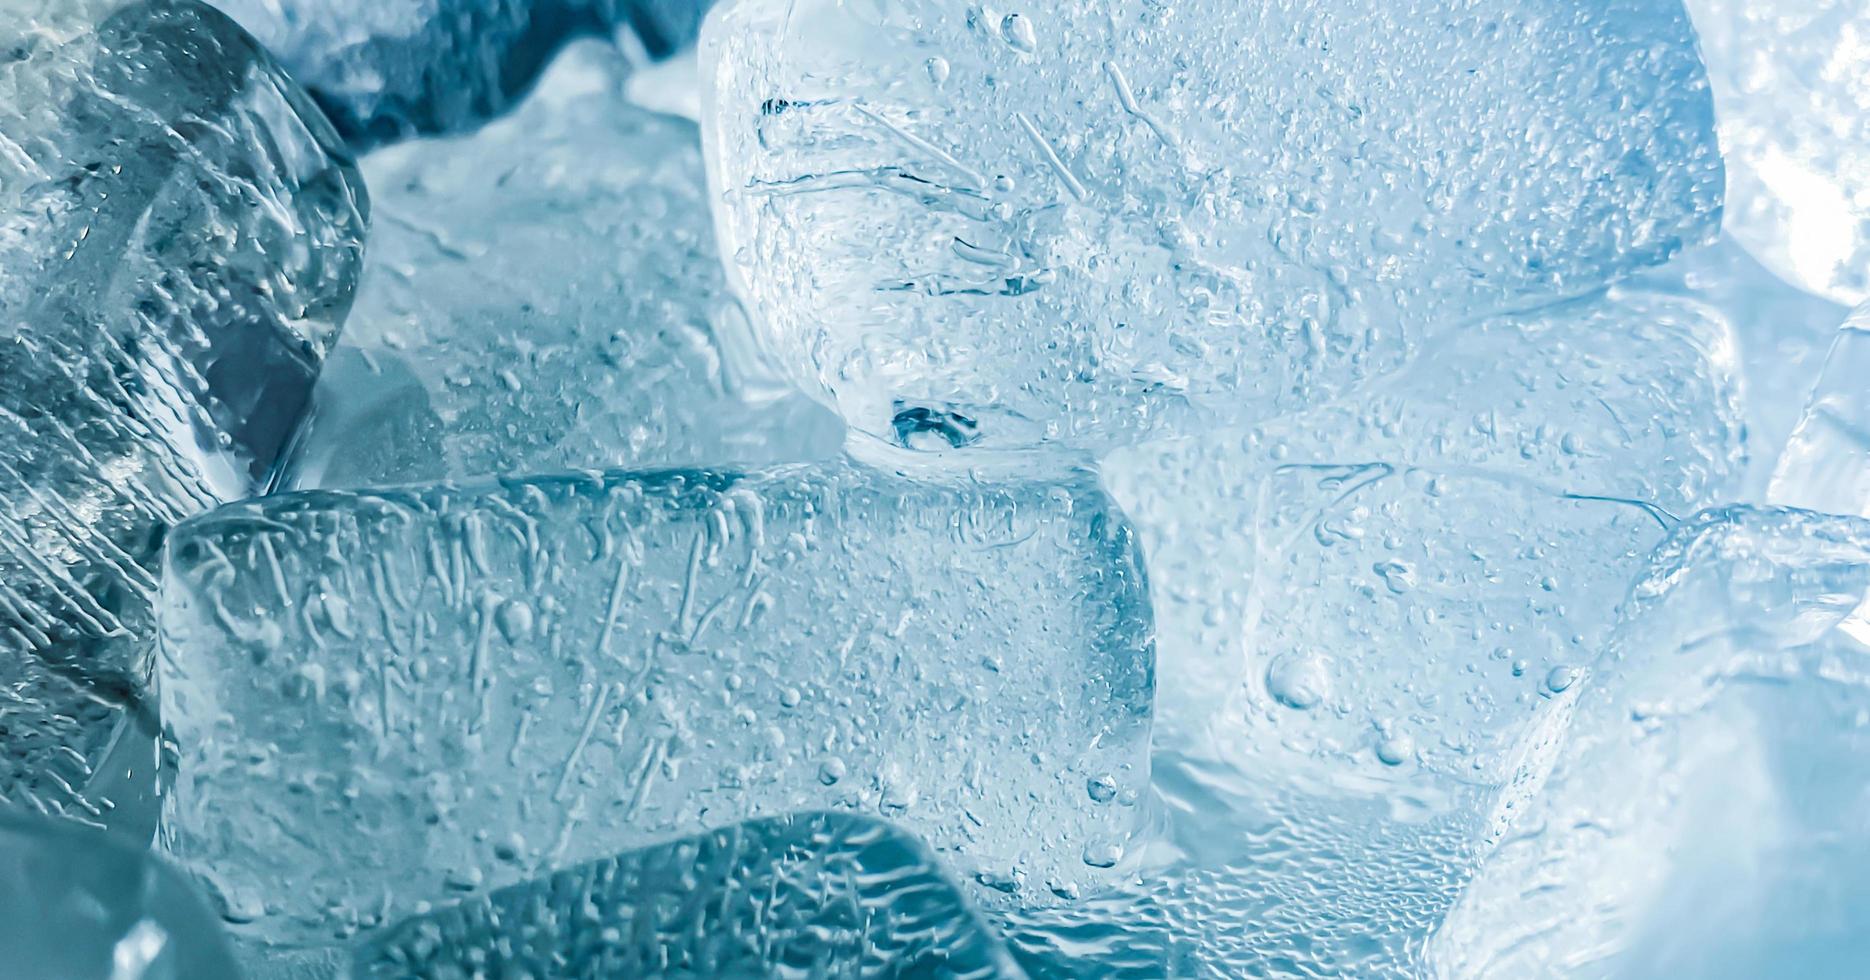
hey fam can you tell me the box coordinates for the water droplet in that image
[1267,652,1332,710]
[817,758,847,785]
[1001,13,1037,52]
[1376,734,1414,766]
[779,687,802,709]
[1545,665,1579,694]
[1086,774,1118,803]
[1372,559,1417,594]
[494,599,534,643]
[1082,839,1123,868]
[925,56,950,84]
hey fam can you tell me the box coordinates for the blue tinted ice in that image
[159,458,1152,958]
[355,812,1024,978]
[703,0,1723,450]
[277,41,840,492]
[1686,0,1870,304]
[1101,288,1740,737]
[1771,304,1870,516]
[1434,507,1870,978]
[214,0,712,141]
[0,0,365,821]
[0,812,239,979]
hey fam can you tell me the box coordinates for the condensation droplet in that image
[1001,13,1036,53]
[1267,652,1332,711]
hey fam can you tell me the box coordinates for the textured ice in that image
[1771,304,1870,517]
[0,0,365,821]
[703,0,1723,450]
[1434,507,1870,978]
[214,0,713,141]
[355,812,1024,978]
[0,811,239,979]
[277,41,840,493]
[1686,0,1870,304]
[160,457,1152,956]
[1101,287,1741,737]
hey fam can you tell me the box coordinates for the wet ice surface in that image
[1772,304,1870,516]
[704,0,1722,450]
[278,40,842,492]
[0,811,240,979]
[0,0,364,823]
[212,0,713,141]
[159,457,1152,960]
[1434,507,1870,978]
[355,812,1024,978]
[1686,0,1870,305]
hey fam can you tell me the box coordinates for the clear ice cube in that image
[1771,304,1870,517]
[1101,287,1740,738]
[277,40,842,492]
[214,0,711,141]
[1433,506,1870,978]
[159,457,1153,956]
[354,812,1024,978]
[0,811,240,979]
[702,0,1723,450]
[0,0,365,820]
[1686,0,1870,304]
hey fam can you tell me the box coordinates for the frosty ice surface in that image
[704,0,1723,450]
[355,812,1024,978]
[278,40,841,492]
[160,458,1152,955]
[0,0,365,819]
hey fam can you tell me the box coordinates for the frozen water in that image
[159,456,1152,956]
[1433,506,1870,978]
[1101,286,1741,738]
[277,40,841,492]
[355,812,1024,978]
[0,811,240,979]
[213,0,713,141]
[1686,0,1870,304]
[1771,304,1870,517]
[0,0,365,821]
[703,0,1723,450]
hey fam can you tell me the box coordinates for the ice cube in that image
[1770,304,1870,517]
[702,0,1723,450]
[1686,0,1870,304]
[277,40,842,492]
[159,456,1153,956]
[1101,288,1740,737]
[214,0,712,142]
[1432,506,1870,978]
[0,0,365,820]
[354,812,1024,978]
[0,811,239,979]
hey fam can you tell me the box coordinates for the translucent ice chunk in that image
[1771,304,1870,517]
[278,40,841,492]
[0,0,365,820]
[354,812,1024,978]
[702,0,1723,450]
[1101,288,1739,736]
[1433,507,1870,978]
[160,458,1152,956]
[1686,0,1870,304]
[214,0,712,141]
[0,811,239,979]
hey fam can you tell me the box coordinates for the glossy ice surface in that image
[278,41,841,492]
[704,0,1723,450]
[0,0,364,821]
[355,812,1024,978]
[1772,304,1870,517]
[1434,507,1870,978]
[0,812,239,979]
[159,458,1152,956]
[214,0,713,141]
[1687,0,1870,304]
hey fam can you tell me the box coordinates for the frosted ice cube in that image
[278,40,841,492]
[159,457,1152,956]
[0,0,365,820]
[1433,506,1870,978]
[0,811,239,979]
[1771,304,1870,517]
[703,0,1723,450]
[214,0,712,141]
[1686,0,1870,304]
[1101,289,1740,737]
[355,812,1024,978]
